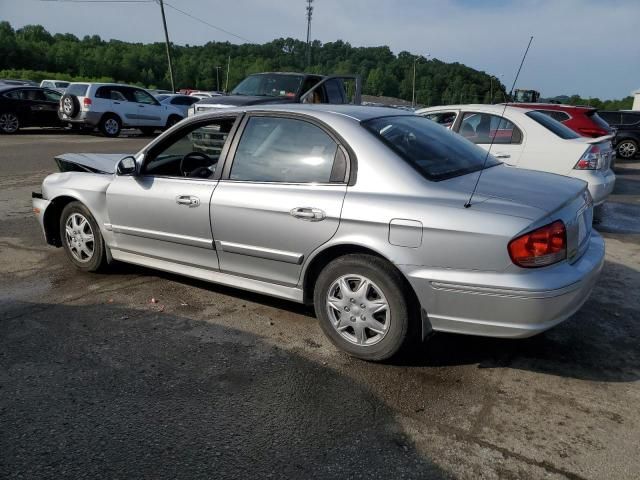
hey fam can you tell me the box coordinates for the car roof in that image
[196,104,413,122]
[417,104,536,117]
[508,103,595,112]
[245,72,323,78]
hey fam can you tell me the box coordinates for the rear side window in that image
[597,112,621,125]
[526,111,580,139]
[535,109,570,122]
[230,116,339,183]
[3,89,23,99]
[67,84,89,96]
[459,112,522,144]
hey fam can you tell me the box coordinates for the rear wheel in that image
[616,139,638,159]
[99,114,121,137]
[60,201,107,272]
[165,115,182,130]
[0,112,19,134]
[313,254,416,361]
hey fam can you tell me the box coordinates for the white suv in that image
[59,83,184,137]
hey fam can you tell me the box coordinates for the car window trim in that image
[220,111,356,186]
[137,113,243,181]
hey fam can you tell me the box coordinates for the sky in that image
[1,0,639,99]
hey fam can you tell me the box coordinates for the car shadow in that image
[0,301,450,479]
[107,259,640,384]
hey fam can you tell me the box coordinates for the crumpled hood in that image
[55,153,130,174]
[196,95,296,107]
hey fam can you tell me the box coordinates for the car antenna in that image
[464,36,534,208]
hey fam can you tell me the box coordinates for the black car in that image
[598,110,640,159]
[0,86,64,134]
[191,72,362,115]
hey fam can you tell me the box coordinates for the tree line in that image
[0,21,507,106]
[0,22,632,109]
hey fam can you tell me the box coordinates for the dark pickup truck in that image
[188,72,362,116]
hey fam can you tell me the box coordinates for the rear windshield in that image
[55,81,70,88]
[363,115,500,181]
[526,111,580,139]
[67,83,89,96]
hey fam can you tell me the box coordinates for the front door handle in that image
[494,153,511,159]
[290,207,325,221]
[176,195,200,207]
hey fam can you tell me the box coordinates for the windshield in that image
[231,74,303,98]
[363,115,501,181]
[526,111,580,139]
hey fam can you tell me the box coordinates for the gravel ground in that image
[1,130,639,479]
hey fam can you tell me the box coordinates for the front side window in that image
[143,118,236,178]
[526,111,580,139]
[4,89,23,100]
[363,115,500,181]
[133,89,157,105]
[230,117,339,183]
[231,74,303,98]
[423,111,458,129]
[459,112,522,144]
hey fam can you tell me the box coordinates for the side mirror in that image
[117,155,137,175]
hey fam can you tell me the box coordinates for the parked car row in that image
[417,104,616,208]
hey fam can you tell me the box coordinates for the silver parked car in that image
[32,105,604,361]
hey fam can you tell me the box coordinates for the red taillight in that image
[508,220,566,268]
[574,144,601,170]
[577,127,607,138]
[83,97,92,107]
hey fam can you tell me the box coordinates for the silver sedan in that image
[33,105,604,361]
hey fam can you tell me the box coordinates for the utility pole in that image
[214,66,221,92]
[305,0,314,67]
[225,56,230,93]
[158,0,176,92]
[411,53,429,108]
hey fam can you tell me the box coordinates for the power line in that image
[162,1,253,43]
[39,1,153,3]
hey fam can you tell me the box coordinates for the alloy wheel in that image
[104,118,119,135]
[0,113,19,133]
[618,141,637,159]
[64,213,95,263]
[326,274,390,346]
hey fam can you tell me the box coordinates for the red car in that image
[509,103,613,138]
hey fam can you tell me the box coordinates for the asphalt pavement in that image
[1,130,639,479]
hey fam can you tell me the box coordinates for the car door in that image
[20,88,58,126]
[132,88,164,127]
[95,86,138,126]
[211,114,349,286]
[106,115,239,270]
[456,111,525,165]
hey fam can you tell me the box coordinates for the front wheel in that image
[60,201,107,272]
[616,139,638,159]
[0,112,20,134]
[313,254,416,361]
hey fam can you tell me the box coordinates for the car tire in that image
[61,94,80,118]
[99,114,122,137]
[616,139,638,159]
[139,127,157,136]
[165,115,182,130]
[313,254,417,361]
[60,201,107,272]
[0,112,20,134]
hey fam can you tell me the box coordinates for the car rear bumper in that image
[570,169,616,206]
[400,232,605,339]
[58,110,102,126]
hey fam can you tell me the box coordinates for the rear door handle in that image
[290,207,325,221]
[176,195,200,207]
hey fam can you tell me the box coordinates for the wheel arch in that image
[42,195,81,246]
